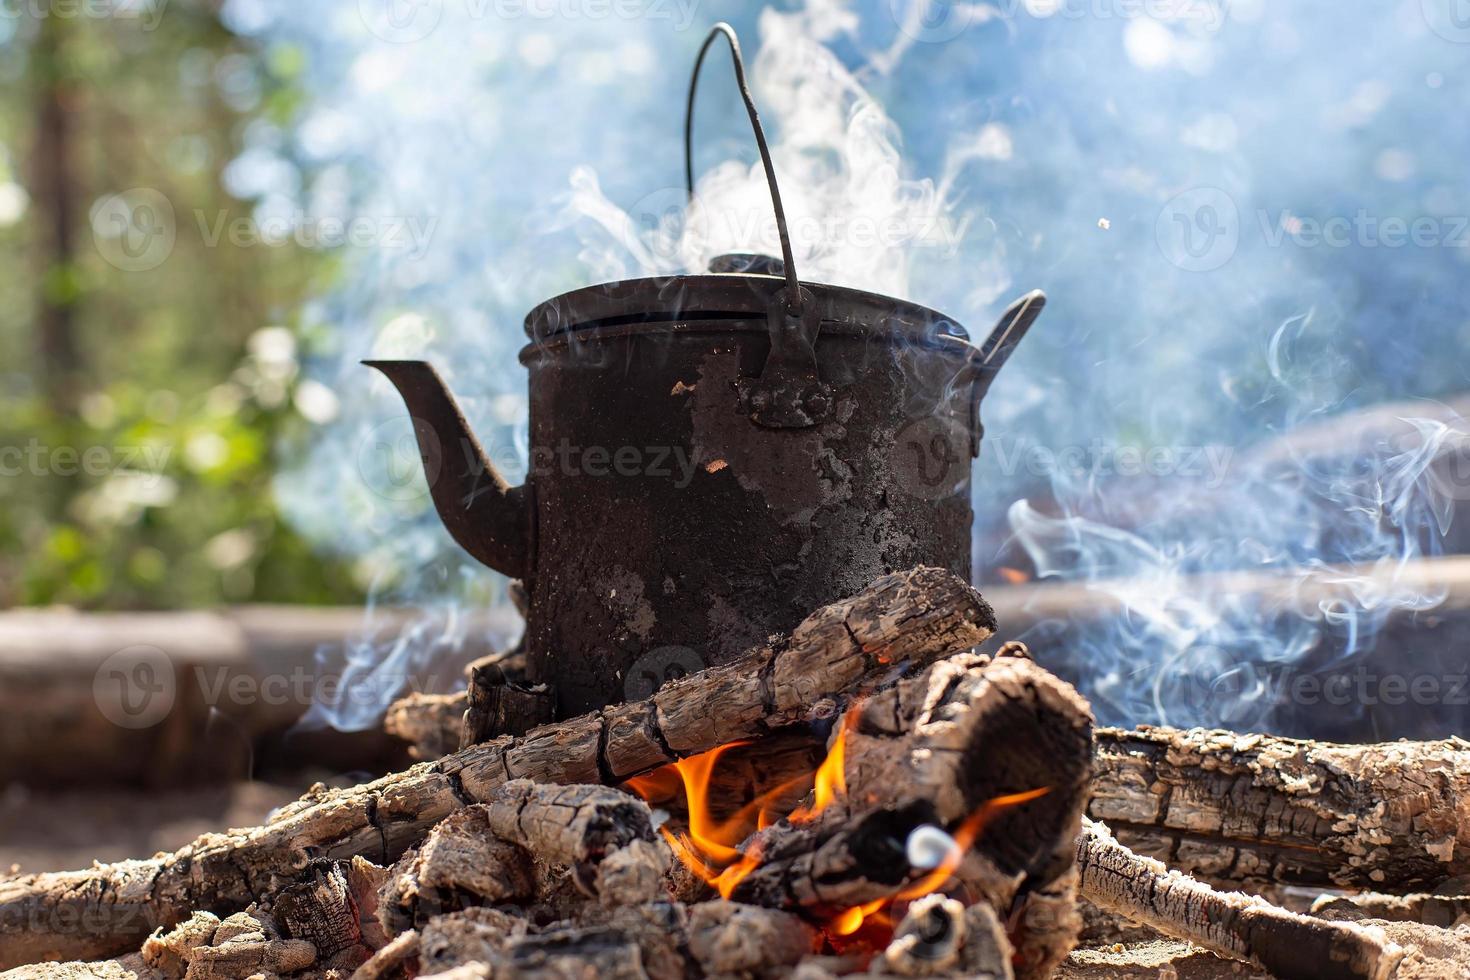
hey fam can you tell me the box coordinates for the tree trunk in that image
[30,15,81,414]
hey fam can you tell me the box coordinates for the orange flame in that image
[789,705,853,823]
[998,566,1030,584]
[624,707,1048,945]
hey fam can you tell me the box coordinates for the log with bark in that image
[0,566,995,968]
[1090,726,1470,890]
[1077,818,1407,980]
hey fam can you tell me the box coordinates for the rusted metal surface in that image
[369,276,1040,717]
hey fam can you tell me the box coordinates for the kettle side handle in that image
[968,290,1046,457]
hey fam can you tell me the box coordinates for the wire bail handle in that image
[685,23,829,427]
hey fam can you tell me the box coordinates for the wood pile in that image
[3,567,1469,980]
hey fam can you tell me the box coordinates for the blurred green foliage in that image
[0,2,360,608]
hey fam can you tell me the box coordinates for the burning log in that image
[1090,726,1470,890]
[718,655,1092,912]
[627,650,1093,978]
[0,566,993,968]
[1077,818,1408,980]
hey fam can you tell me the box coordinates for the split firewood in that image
[1090,726,1470,890]
[1077,817,1407,980]
[479,781,666,902]
[0,566,994,969]
[847,651,1094,891]
[722,654,1090,916]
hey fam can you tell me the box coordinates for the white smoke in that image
[222,0,1470,737]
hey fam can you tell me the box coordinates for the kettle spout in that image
[364,360,531,580]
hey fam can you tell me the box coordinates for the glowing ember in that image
[623,706,1049,945]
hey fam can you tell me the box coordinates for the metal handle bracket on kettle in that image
[686,23,831,428]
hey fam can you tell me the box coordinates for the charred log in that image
[460,659,554,748]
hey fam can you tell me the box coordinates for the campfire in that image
[620,707,1052,943]
[5,19,1470,980]
[6,567,1468,980]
